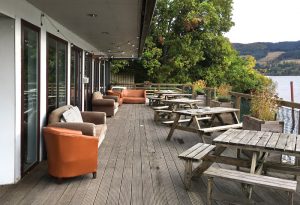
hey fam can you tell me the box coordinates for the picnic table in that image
[166,107,241,142]
[196,129,300,199]
[162,98,202,110]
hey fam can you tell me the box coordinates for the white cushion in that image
[62,106,83,123]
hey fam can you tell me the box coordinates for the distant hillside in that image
[233,41,300,75]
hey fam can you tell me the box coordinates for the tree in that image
[112,0,270,93]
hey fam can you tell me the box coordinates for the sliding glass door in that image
[47,33,67,115]
[21,20,40,175]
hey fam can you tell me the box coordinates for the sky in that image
[225,0,300,43]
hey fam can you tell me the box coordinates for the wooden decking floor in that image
[1,104,300,205]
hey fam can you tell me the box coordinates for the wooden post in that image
[291,81,295,133]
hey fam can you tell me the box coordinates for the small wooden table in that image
[166,107,240,142]
[162,98,202,110]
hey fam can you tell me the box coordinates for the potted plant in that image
[243,84,284,132]
[211,83,233,108]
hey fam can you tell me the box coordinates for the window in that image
[47,33,67,114]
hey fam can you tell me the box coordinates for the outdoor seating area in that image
[1,104,300,205]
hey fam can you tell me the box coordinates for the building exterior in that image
[0,0,155,185]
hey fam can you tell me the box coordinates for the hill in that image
[233,41,300,75]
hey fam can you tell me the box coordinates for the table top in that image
[162,98,202,104]
[175,107,239,116]
[213,129,300,157]
[163,93,192,97]
[154,90,179,94]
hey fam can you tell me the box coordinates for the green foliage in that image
[111,60,129,74]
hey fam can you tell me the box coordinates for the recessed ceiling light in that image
[87,13,98,18]
[101,31,109,35]
[132,44,135,47]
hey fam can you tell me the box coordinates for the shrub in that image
[250,83,278,121]
[193,80,206,94]
[216,83,232,102]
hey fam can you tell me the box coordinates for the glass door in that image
[21,20,40,175]
[70,46,82,109]
[94,59,100,91]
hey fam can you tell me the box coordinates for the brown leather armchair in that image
[107,90,123,106]
[43,127,98,179]
[92,92,119,117]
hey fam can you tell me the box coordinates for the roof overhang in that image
[26,0,156,58]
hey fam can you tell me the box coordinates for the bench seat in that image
[204,167,297,205]
[178,143,216,189]
[162,116,211,125]
[198,123,243,134]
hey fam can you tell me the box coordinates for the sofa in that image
[48,105,107,147]
[122,89,146,104]
[43,127,98,179]
[92,92,119,117]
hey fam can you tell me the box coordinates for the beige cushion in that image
[93,91,103,100]
[62,106,83,123]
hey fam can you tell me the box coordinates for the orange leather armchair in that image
[43,127,98,179]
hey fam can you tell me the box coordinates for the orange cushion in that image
[44,127,82,135]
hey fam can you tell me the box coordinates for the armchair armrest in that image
[81,111,106,124]
[48,122,96,136]
[92,99,114,106]
[103,95,118,102]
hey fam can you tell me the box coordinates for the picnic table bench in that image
[178,143,216,189]
[204,167,297,205]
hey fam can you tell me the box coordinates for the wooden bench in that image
[204,167,297,205]
[152,105,169,110]
[198,123,243,136]
[178,143,216,189]
[162,116,211,125]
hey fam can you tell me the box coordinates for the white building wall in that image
[0,0,100,185]
[0,16,16,185]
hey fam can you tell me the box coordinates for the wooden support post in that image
[237,149,241,171]
[207,177,213,205]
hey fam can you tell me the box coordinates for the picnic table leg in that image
[207,177,213,205]
[215,114,225,125]
[245,152,258,199]
[237,149,241,171]
[288,191,294,205]
[166,114,180,141]
[194,116,206,143]
[230,111,240,124]
[184,159,193,190]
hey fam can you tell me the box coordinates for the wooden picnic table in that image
[161,98,202,110]
[166,107,241,142]
[196,129,300,199]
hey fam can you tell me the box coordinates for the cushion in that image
[62,106,83,123]
[93,92,103,100]
[44,127,83,135]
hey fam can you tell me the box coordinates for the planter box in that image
[242,115,284,133]
[195,94,206,107]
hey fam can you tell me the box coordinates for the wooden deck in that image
[1,104,300,205]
